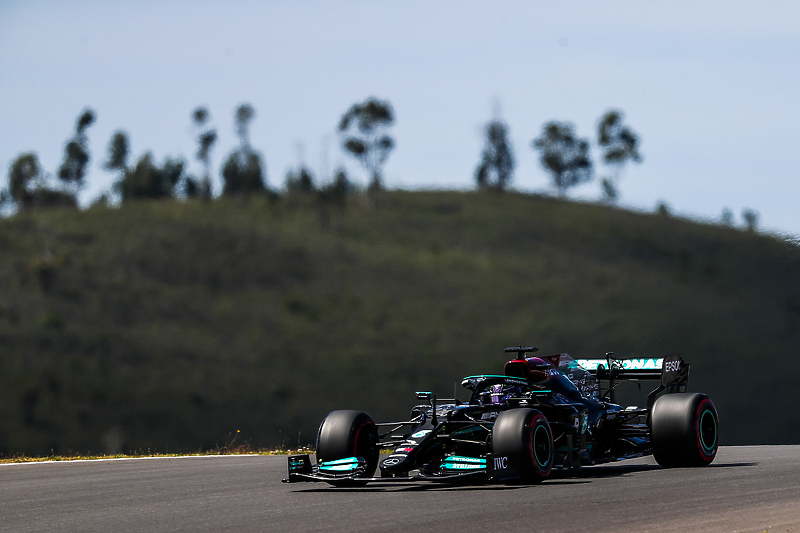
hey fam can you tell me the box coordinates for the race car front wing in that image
[282,453,523,484]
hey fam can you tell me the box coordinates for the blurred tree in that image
[742,208,759,232]
[115,153,185,202]
[314,167,353,229]
[474,119,514,191]
[7,153,76,209]
[597,110,642,203]
[104,131,130,176]
[221,153,265,196]
[285,166,316,195]
[532,121,593,197]
[103,130,130,203]
[600,179,619,204]
[183,174,200,199]
[721,208,735,227]
[311,167,352,211]
[221,103,267,195]
[338,98,395,192]
[57,109,96,195]
[30,188,78,209]
[7,152,42,209]
[191,106,217,200]
[328,168,352,207]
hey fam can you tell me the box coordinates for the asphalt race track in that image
[0,446,797,532]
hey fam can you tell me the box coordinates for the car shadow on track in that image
[550,463,662,480]
[707,462,758,468]
[292,481,587,493]
[550,460,756,480]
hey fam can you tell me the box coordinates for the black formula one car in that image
[283,347,719,485]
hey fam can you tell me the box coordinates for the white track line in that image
[0,454,271,467]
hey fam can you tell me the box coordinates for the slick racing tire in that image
[651,393,719,468]
[492,408,554,483]
[316,410,380,479]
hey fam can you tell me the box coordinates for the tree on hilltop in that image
[597,110,642,203]
[57,109,96,197]
[221,103,267,196]
[338,97,395,192]
[532,121,593,197]
[7,153,43,209]
[189,106,217,200]
[115,153,185,202]
[327,168,352,207]
[313,167,352,210]
[285,166,316,195]
[742,208,759,232]
[104,130,130,178]
[475,118,514,191]
[7,152,77,210]
[104,129,187,203]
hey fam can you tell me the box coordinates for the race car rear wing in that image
[577,353,689,407]
[577,355,661,380]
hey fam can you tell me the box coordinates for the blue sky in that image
[2,0,799,236]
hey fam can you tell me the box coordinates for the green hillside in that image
[1,190,798,456]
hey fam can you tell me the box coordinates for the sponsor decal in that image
[382,457,402,466]
[577,358,664,371]
[444,463,480,470]
[411,430,432,439]
[493,456,508,470]
[441,456,486,471]
[288,455,312,474]
[625,358,662,370]
[577,359,602,371]
[395,447,414,453]
[664,360,681,372]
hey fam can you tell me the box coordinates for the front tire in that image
[651,393,719,467]
[492,408,554,483]
[316,410,380,479]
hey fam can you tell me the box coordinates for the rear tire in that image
[492,408,554,483]
[316,410,379,479]
[651,393,718,467]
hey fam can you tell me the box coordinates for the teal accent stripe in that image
[462,374,512,379]
[318,457,363,472]
[699,410,718,451]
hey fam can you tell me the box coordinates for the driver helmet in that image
[490,384,504,404]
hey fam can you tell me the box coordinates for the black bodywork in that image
[284,347,704,485]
